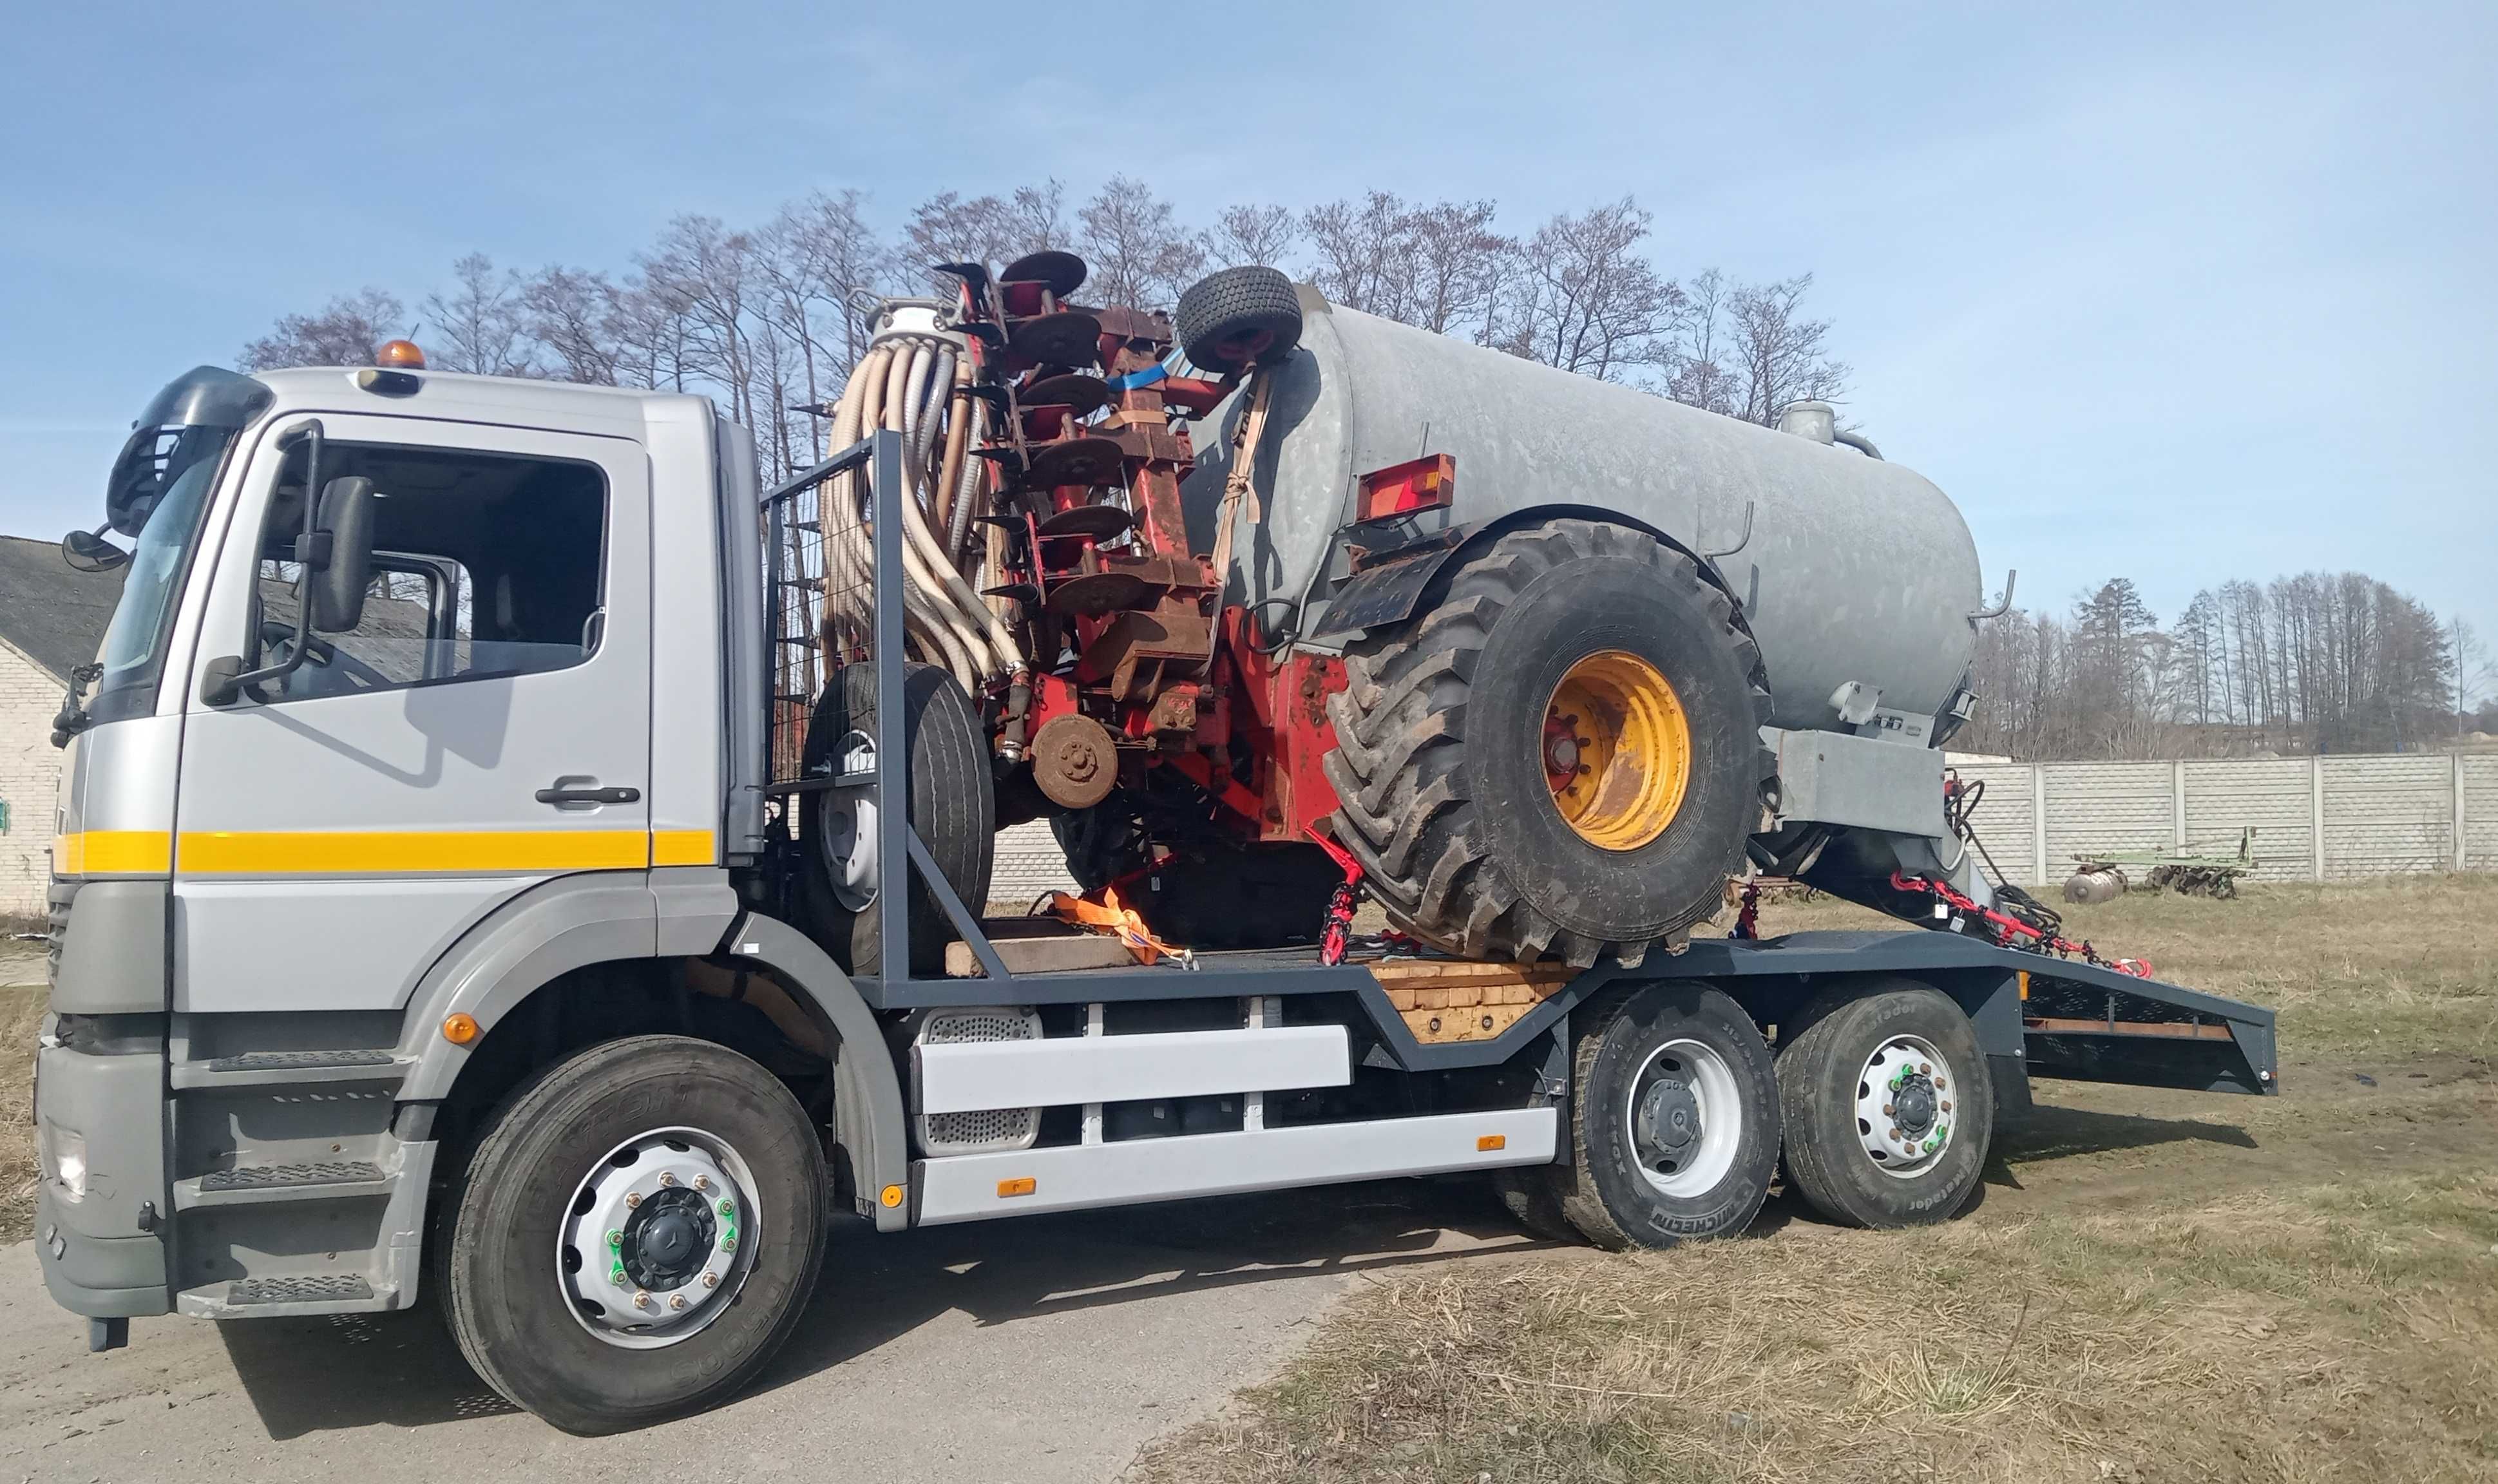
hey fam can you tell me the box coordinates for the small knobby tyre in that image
[801,661,995,975]
[1524,983,1781,1250]
[1776,981,1994,1229]
[1174,265,1304,372]
[1324,518,1776,966]
[440,1036,830,1434]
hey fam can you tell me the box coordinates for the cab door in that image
[171,411,652,1014]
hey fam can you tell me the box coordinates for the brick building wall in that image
[0,638,62,920]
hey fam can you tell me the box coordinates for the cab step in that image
[175,1159,393,1210]
[169,1049,412,1090]
[175,1274,398,1318]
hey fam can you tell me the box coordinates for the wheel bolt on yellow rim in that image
[1542,650,1692,851]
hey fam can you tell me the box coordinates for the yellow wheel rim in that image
[1543,650,1692,851]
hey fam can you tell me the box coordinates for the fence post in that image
[2172,760,2188,848]
[2311,757,2327,882]
[2031,764,2048,886]
[2456,750,2469,872]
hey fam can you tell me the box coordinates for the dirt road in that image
[0,1178,1536,1483]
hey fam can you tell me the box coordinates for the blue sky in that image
[4,1,2492,677]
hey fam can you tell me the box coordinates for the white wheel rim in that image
[1853,1034,1959,1179]
[1625,1037,1743,1198]
[557,1127,762,1350]
[821,790,879,911]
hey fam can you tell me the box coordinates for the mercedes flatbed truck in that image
[34,269,2274,1433]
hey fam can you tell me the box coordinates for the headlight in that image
[41,1125,87,1202]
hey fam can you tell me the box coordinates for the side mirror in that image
[61,527,130,573]
[306,476,376,632]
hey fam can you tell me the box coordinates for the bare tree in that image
[1402,200,1509,338]
[1076,175,1204,311]
[522,265,624,385]
[761,190,895,461]
[1503,198,1681,383]
[423,254,537,377]
[1726,274,1849,425]
[1663,269,1847,424]
[637,216,767,427]
[237,288,408,370]
[1302,191,1415,321]
[1202,204,1299,269]
[904,180,1065,288]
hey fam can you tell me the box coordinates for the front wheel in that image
[1776,982,1994,1228]
[1536,983,1781,1250]
[441,1036,830,1434]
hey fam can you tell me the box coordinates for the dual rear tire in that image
[1501,980,1992,1249]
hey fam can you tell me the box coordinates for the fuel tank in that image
[1182,289,1986,732]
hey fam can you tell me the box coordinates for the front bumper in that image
[32,1038,171,1319]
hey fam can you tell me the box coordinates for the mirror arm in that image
[205,419,325,708]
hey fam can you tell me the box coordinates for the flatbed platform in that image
[888,915,2278,1099]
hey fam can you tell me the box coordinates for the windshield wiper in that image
[50,662,102,749]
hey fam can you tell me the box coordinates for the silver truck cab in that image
[37,361,774,1328]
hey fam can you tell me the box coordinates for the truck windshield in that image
[85,368,271,726]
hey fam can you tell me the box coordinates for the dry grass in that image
[1135,877,2498,1483]
[1,984,41,1244]
[1134,1172,2498,1483]
[1714,873,2498,1066]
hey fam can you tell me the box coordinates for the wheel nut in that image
[1941,1101,1953,1114]
[658,1172,677,1187]
[1889,1127,1903,1141]
[717,1198,736,1218]
[624,1192,642,1208]
[669,1294,688,1311]
[1882,1103,1895,1116]
[693,1175,711,1193]
[1935,1077,1947,1089]
[1920,1063,1932,1074]
[633,1291,651,1309]
[702,1272,720,1289]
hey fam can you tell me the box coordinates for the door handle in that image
[536,785,641,806]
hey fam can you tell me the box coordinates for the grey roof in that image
[0,535,127,683]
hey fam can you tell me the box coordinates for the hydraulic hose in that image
[817,332,1023,693]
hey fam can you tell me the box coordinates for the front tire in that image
[1538,983,1780,1250]
[441,1036,830,1434]
[1776,982,1993,1228]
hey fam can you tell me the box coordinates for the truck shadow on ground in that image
[217,1102,2264,1440]
[217,1175,1541,1440]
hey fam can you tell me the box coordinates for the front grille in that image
[44,875,77,991]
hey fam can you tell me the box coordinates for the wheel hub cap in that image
[1542,650,1693,852]
[1638,1077,1700,1154]
[558,1128,759,1349]
[819,789,879,911]
[1626,1039,1743,1198]
[1853,1036,1957,1178]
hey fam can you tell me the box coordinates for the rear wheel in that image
[1536,984,1780,1250]
[1776,982,1993,1228]
[1324,519,1775,966]
[441,1036,830,1434]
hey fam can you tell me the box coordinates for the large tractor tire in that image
[800,661,994,976]
[1324,519,1774,967]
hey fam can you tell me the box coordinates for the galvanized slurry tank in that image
[1185,289,1985,731]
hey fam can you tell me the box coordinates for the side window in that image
[249,441,607,699]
